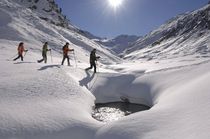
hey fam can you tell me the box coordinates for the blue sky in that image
[55,0,209,38]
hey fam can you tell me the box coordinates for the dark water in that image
[92,102,150,123]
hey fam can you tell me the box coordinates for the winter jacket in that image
[63,45,73,55]
[42,44,48,54]
[18,45,25,54]
[90,51,100,63]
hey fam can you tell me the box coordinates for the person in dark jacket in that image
[37,42,51,63]
[85,49,100,73]
[13,42,28,61]
[61,42,74,66]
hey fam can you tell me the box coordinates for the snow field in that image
[1,39,210,139]
[93,61,210,139]
[1,0,210,139]
[0,41,102,139]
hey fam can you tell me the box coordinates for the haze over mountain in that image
[94,35,140,55]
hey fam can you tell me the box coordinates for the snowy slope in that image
[95,35,140,55]
[1,40,210,139]
[90,60,210,139]
[123,4,210,62]
[1,0,210,139]
[0,0,120,65]
[14,0,70,28]
[0,42,102,139]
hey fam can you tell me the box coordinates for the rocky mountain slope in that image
[0,0,120,64]
[123,3,210,61]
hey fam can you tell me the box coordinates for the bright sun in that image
[108,0,123,9]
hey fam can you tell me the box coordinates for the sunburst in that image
[108,0,123,9]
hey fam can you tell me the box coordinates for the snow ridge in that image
[123,4,210,61]
[95,35,140,55]
[1,1,210,139]
[0,0,121,64]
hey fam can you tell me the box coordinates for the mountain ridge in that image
[94,35,140,55]
[0,0,121,64]
[122,3,210,61]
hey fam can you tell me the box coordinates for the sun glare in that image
[108,0,123,9]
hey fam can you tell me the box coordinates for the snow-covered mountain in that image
[123,3,210,61]
[0,0,120,64]
[1,1,210,139]
[95,35,140,55]
[78,29,102,40]
[15,0,70,29]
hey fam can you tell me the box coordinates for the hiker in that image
[61,42,74,66]
[37,42,51,63]
[85,48,100,73]
[13,42,28,61]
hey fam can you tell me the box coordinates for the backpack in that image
[63,45,66,51]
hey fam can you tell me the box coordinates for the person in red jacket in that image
[13,42,28,61]
[61,42,74,66]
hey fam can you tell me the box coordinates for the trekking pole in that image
[89,68,99,90]
[9,53,18,60]
[50,50,53,63]
[73,51,77,68]
[24,51,28,57]
[96,60,99,73]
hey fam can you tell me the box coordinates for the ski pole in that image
[9,53,18,60]
[73,51,77,68]
[96,60,99,73]
[24,51,28,57]
[50,50,53,63]
[97,61,99,73]
[89,70,99,90]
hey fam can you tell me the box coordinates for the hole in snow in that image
[92,100,150,123]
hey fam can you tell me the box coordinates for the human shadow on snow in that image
[79,70,95,89]
[13,61,37,64]
[38,64,61,71]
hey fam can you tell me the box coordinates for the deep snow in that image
[1,40,210,139]
[1,0,210,139]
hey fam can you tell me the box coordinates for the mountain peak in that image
[123,3,210,61]
[14,0,70,28]
[95,35,140,54]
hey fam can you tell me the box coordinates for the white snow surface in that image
[94,35,140,54]
[123,4,210,62]
[1,0,210,139]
